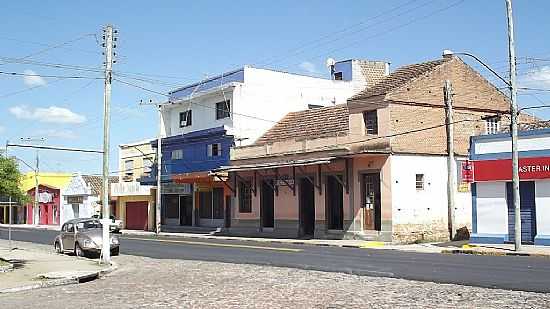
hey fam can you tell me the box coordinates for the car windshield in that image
[76,220,102,230]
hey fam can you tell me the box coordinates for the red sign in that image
[461,160,474,183]
[473,156,550,181]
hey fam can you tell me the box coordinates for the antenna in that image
[326,58,336,79]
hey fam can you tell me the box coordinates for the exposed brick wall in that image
[358,60,388,88]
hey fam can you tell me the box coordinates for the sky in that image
[1,0,550,175]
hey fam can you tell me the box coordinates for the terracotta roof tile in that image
[256,105,349,144]
[82,175,119,196]
[350,59,449,100]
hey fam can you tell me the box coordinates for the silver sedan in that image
[54,218,120,257]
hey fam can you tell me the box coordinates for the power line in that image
[0,70,102,79]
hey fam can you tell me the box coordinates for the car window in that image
[76,220,102,230]
[67,224,74,233]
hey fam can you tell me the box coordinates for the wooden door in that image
[362,173,381,231]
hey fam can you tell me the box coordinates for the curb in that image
[0,261,118,294]
[122,232,388,250]
[441,249,549,258]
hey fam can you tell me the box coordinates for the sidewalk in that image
[0,224,60,231]
[0,240,112,293]
[120,229,444,254]
[441,243,550,257]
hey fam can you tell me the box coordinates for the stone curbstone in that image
[441,249,550,258]
[0,261,118,294]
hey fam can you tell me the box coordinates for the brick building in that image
[218,55,532,243]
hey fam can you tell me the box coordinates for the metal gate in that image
[506,182,537,243]
[126,201,148,231]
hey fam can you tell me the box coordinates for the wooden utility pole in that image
[444,79,456,240]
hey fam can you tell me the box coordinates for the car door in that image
[63,223,75,250]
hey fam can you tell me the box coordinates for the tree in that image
[0,156,28,203]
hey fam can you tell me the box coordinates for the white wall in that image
[475,182,508,235]
[390,155,471,228]
[536,180,550,236]
[163,67,362,145]
[60,195,97,225]
[474,133,550,155]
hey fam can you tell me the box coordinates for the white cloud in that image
[23,69,47,87]
[299,61,319,74]
[9,105,86,124]
[519,65,550,88]
[43,129,77,139]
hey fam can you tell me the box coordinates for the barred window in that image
[239,181,252,213]
[416,174,425,190]
[363,110,378,135]
[485,116,499,134]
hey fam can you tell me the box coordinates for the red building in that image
[26,185,60,225]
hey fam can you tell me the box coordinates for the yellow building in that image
[111,139,156,231]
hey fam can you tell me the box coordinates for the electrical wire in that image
[0,70,102,79]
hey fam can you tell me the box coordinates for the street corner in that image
[0,242,115,294]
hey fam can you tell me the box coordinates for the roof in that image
[350,59,449,100]
[255,104,349,144]
[82,175,119,196]
[519,120,550,131]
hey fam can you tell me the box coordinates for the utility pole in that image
[20,137,44,225]
[139,99,167,235]
[101,24,115,264]
[444,80,456,240]
[505,0,521,251]
[156,105,162,234]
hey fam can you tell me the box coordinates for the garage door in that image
[126,202,148,231]
[506,182,537,243]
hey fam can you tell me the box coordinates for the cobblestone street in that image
[2,253,550,309]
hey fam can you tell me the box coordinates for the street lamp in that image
[443,49,521,251]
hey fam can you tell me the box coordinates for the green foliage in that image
[0,156,29,203]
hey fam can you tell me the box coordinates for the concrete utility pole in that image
[19,137,45,225]
[505,0,521,251]
[101,24,115,264]
[444,80,456,240]
[156,105,162,234]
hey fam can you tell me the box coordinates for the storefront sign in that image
[473,156,550,181]
[161,183,192,195]
[38,192,53,203]
[66,196,84,204]
[111,182,153,197]
[461,160,474,183]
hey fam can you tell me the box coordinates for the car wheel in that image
[74,243,86,257]
[54,241,62,254]
[111,247,120,256]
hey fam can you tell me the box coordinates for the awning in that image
[215,157,336,173]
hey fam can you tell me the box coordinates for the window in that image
[239,181,252,213]
[207,143,222,157]
[415,174,425,190]
[363,110,378,135]
[215,100,231,120]
[334,72,343,80]
[179,110,192,127]
[67,223,74,233]
[171,149,183,160]
[485,116,500,134]
[124,160,134,177]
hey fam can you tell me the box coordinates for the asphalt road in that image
[2,227,550,292]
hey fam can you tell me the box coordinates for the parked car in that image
[54,218,120,257]
[91,214,123,233]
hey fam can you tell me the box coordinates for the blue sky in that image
[1,0,549,174]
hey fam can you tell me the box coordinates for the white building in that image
[161,60,389,144]
[470,126,550,245]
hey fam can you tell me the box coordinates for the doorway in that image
[261,180,275,229]
[179,195,193,226]
[299,178,315,237]
[506,181,537,244]
[362,173,381,231]
[326,175,343,230]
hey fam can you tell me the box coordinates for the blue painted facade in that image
[139,126,233,185]
[333,60,353,81]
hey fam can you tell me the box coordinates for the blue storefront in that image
[140,126,234,229]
